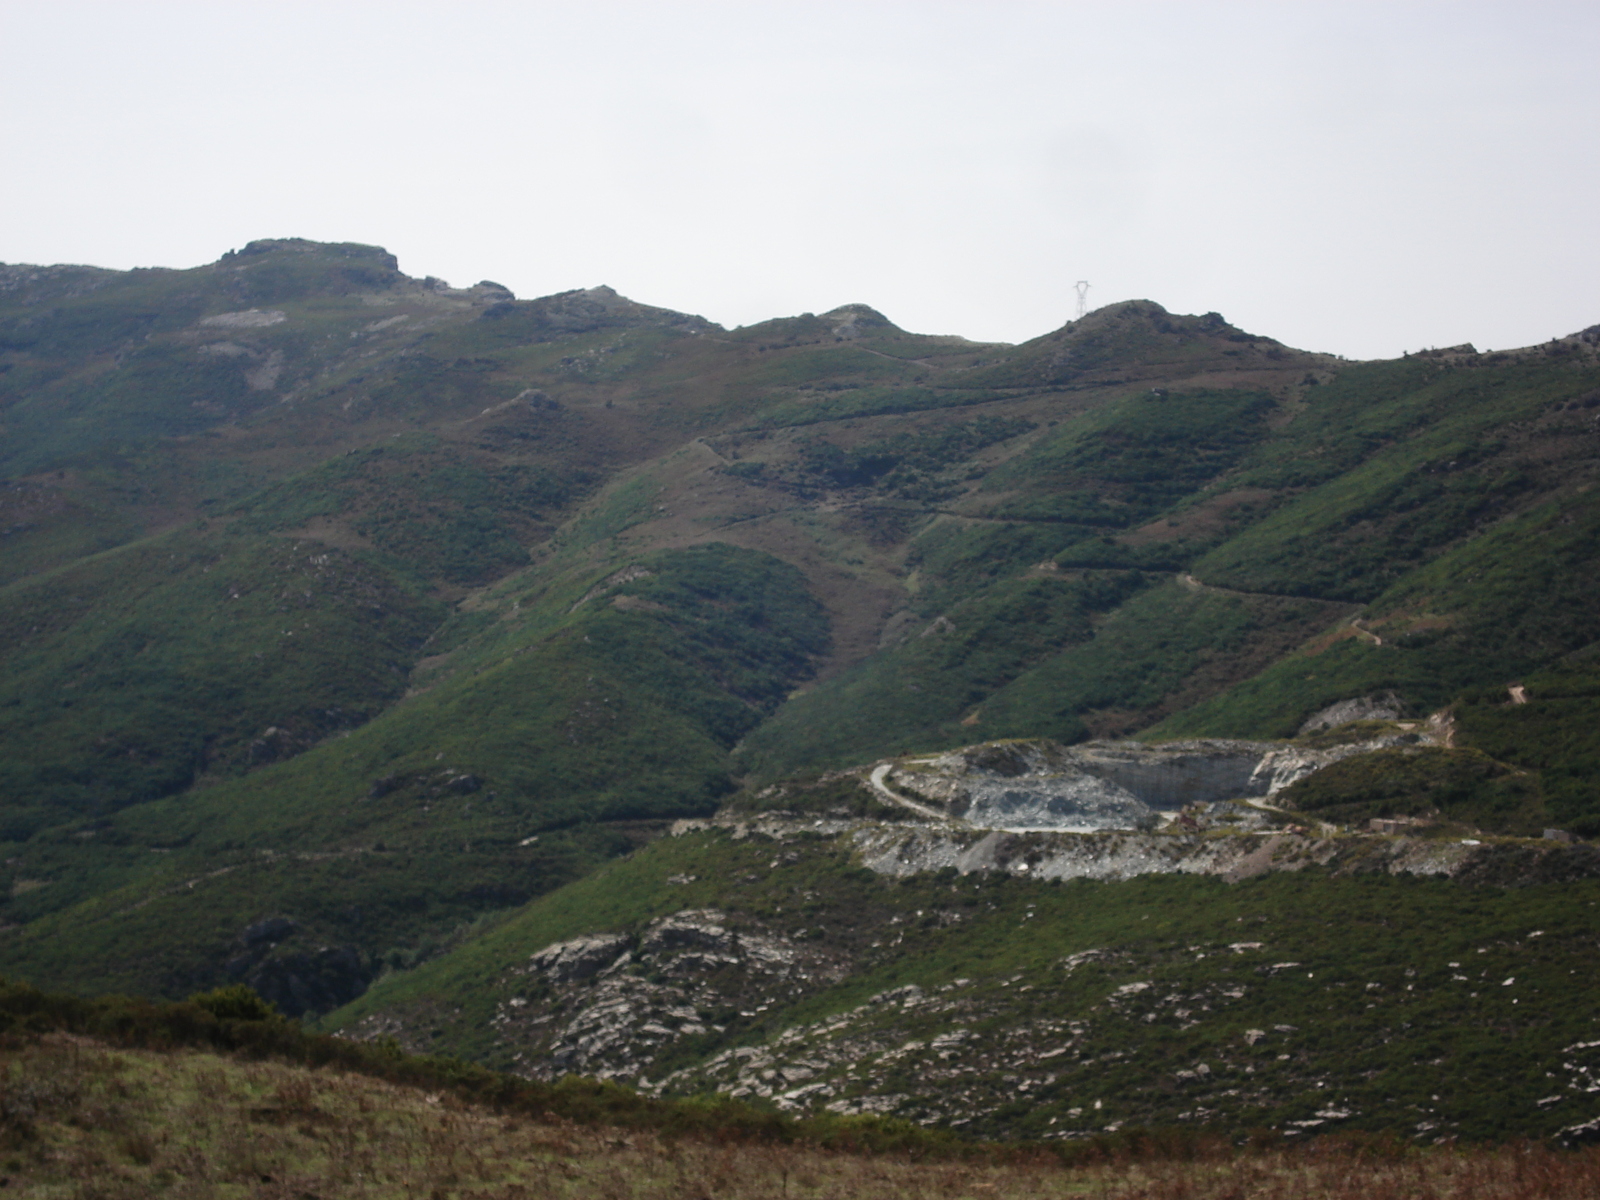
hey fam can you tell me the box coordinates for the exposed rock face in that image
[670,813,1600,889]
[198,308,288,329]
[850,825,1486,883]
[492,910,850,1083]
[822,304,894,340]
[961,771,1156,832]
[1298,693,1406,735]
[883,739,1270,831]
[878,734,1423,832]
[526,933,632,984]
[1065,741,1272,809]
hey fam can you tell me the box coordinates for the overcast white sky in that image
[2,1,1596,358]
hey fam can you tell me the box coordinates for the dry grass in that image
[0,1034,1596,1199]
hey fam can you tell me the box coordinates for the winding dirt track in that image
[867,763,953,822]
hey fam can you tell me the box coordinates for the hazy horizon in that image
[3,0,1596,358]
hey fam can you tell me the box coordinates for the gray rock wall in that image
[1068,740,1275,808]
[885,734,1422,833]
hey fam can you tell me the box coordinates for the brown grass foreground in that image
[0,1034,1597,1200]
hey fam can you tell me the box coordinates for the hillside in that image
[325,803,1600,1143]
[1,1006,1596,1197]
[1,238,1599,1141]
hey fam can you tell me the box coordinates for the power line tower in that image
[1074,280,1091,320]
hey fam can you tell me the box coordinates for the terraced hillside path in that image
[1180,572,1362,613]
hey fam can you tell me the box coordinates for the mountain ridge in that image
[1,238,1598,1141]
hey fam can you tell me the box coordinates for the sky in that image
[2,1,1597,359]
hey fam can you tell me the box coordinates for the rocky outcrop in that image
[492,910,850,1083]
[961,771,1156,831]
[674,810,1600,889]
[655,944,1280,1132]
[526,933,633,984]
[1065,740,1275,808]
[1299,693,1405,735]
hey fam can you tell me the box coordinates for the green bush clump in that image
[1194,358,1599,601]
[907,521,1094,613]
[187,983,279,1021]
[1151,491,1600,837]
[976,582,1346,741]
[1277,746,1545,834]
[606,542,831,722]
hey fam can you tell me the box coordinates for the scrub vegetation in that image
[0,987,1596,1197]
[2,239,1599,1156]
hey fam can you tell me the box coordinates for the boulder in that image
[526,933,632,983]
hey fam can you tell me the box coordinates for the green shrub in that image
[187,984,279,1021]
[1278,746,1545,834]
